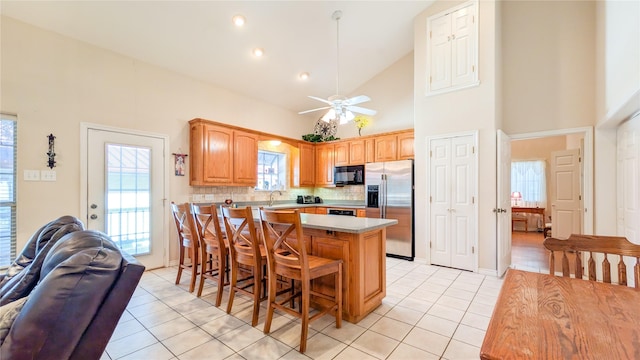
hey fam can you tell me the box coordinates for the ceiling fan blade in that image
[346,95,371,106]
[298,106,331,115]
[347,105,377,116]
[308,95,333,105]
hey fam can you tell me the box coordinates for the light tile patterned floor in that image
[101,258,503,360]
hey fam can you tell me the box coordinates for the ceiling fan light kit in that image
[298,10,377,125]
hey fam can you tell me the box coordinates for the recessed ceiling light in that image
[253,48,264,57]
[232,15,245,27]
[298,72,310,80]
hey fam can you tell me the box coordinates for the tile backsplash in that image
[190,185,365,204]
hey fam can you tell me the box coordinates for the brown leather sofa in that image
[0,218,145,360]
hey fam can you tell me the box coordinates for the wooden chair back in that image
[259,208,308,280]
[221,206,262,266]
[543,234,640,288]
[259,208,342,353]
[191,203,228,300]
[171,202,198,249]
[170,202,199,292]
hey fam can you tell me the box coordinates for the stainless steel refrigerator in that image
[365,159,414,260]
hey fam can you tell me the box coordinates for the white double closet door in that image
[429,134,477,271]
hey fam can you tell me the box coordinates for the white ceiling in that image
[1,1,433,119]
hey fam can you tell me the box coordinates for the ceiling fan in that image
[298,10,377,125]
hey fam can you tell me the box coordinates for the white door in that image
[429,134,476,271]
[618,116,640,244]
[430,138,452,266]
[85,126,167,269]
[551,149,582,239]
[429,13,452,92]
[496,130,512,277]
[451,3,475,87]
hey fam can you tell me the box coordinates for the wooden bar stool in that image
[221,206,267,327]
[259,208,342,353]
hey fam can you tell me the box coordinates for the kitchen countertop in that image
[239,201,367,209]
[240,209,396,234]
[298,213,397,234]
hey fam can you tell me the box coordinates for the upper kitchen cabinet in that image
[233,130,258,185]
[374,135,398,162]
[397,132,415,160]
[334,142,349,166]
[293,142,315,187]
[349,140,366,165]
[337,140,366,166]
[315,143,335,186]
[189,119,257,186]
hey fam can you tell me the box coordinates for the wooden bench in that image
[543,234,640,288]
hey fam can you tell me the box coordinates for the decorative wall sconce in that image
[47,134,56,169]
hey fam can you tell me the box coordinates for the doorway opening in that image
[508,127,593,273]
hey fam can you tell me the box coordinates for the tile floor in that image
[101,258,504,360]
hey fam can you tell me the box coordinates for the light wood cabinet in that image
[349,140,366,165]
[189,119,257,186]
[298,142,315,187]
[233,130,258,185]
[334,142,349,166]
[356,209,366,217]
[374,135,398,162]
[365,139,375,163]
[397,132,414,160]
[315,143,335,186]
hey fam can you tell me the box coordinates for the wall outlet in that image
[41,170,57,181]
[24,170,40,181]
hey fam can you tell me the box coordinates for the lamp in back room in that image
[511,191,522,207]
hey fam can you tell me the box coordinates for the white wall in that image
[501,1,596,133]
[336,53,415,139]
[0,16,309,255]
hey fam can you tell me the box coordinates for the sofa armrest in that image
[69,252,145,359]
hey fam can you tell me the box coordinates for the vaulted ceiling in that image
[1,1,433,119]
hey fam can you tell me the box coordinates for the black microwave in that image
[334,165,365,186]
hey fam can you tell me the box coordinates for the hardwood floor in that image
[511,230,549,273]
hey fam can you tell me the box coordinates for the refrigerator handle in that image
[381,174,387,218]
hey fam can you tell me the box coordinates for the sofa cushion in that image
[0,230,123,360]
[0,296,28,346]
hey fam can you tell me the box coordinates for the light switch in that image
[24,170,40,181]
[41,170,57,181]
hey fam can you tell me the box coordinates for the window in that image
[511,160,547,208]
[256,150,286,191]
[0,114,16,268]
[106,144,151,255]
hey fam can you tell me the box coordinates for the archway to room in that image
[508,127,593,273]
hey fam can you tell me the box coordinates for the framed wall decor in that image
[173,153,187,176]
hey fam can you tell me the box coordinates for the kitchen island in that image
[291,213,397,323]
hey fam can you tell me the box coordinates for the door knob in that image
[90,214,98,220]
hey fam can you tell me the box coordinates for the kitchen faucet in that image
[268,190,282,207]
